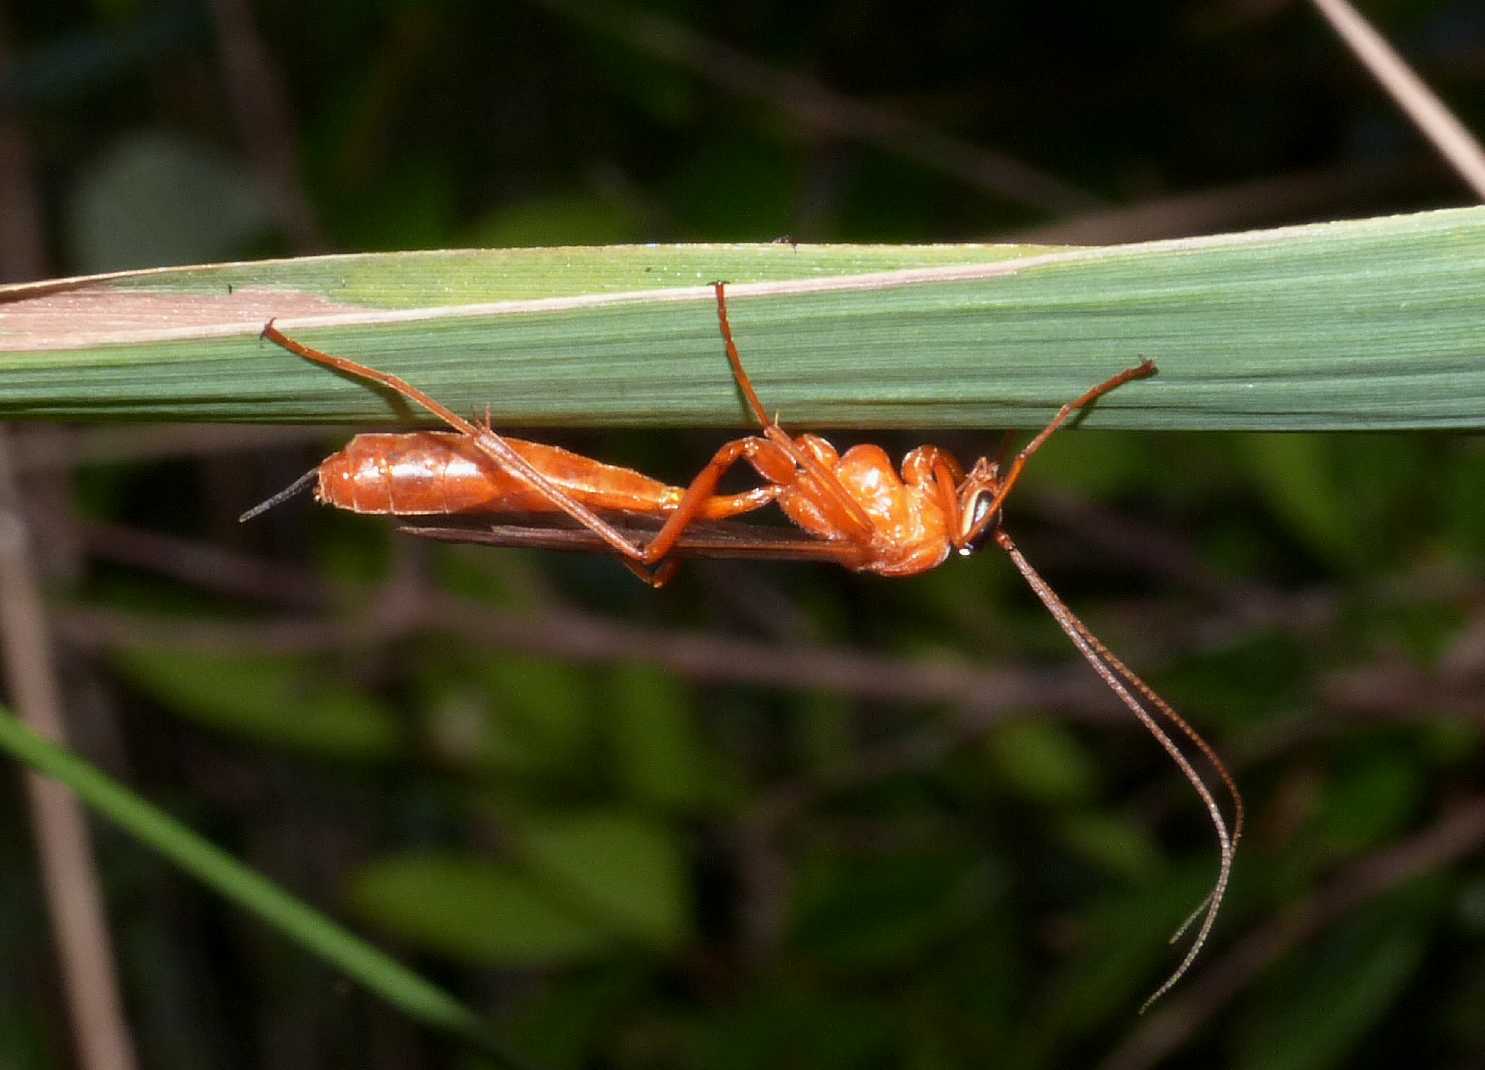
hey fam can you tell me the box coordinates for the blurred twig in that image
[64,519,1111,715]
[529,0,1101,214]
[1008,159,1429,243]
[0,10,138,1068]
[0,700,545,1070]
[1324,652,1485,719]
[209,0,325,249]
[1099,793,1485,1070]
[1026,489,1287,621]
[1310,0,1485,198]
[0,14,43,285]
[0,441,139,1070]
[67,514,1485,809]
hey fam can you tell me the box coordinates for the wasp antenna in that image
[993,529,1236,1013]
[239,467,319,523]
[1166,890,1216,947]
[1062,609,1245,852]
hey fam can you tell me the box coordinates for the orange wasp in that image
[248,283,1241,1008]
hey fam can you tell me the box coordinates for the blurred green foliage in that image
[4,2,1485,1070]
[115,648,404,760]
[346,809,691,966]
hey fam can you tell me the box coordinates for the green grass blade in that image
[0,703,537,1069]
[2,207,1483,430]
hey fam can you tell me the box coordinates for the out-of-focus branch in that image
[0,9,138,1067]
[1099,793,1485,1070]
[0,19,43,284]
[530,0,1100,214]
[1324,654,1485,719]
[0,440,139,1070]
[65,518,1485,782]
[1026,489,1298,622]
[1008,159,1428,244]
[61,518,1110,716]
[209,0,325,249]
[70,515,1485,852]
[1310,0,1485,199]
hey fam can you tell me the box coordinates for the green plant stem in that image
[0,702,541,1070]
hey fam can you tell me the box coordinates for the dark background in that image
[3,2,1485,1068]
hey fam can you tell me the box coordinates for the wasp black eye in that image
[956,491,1002,555]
